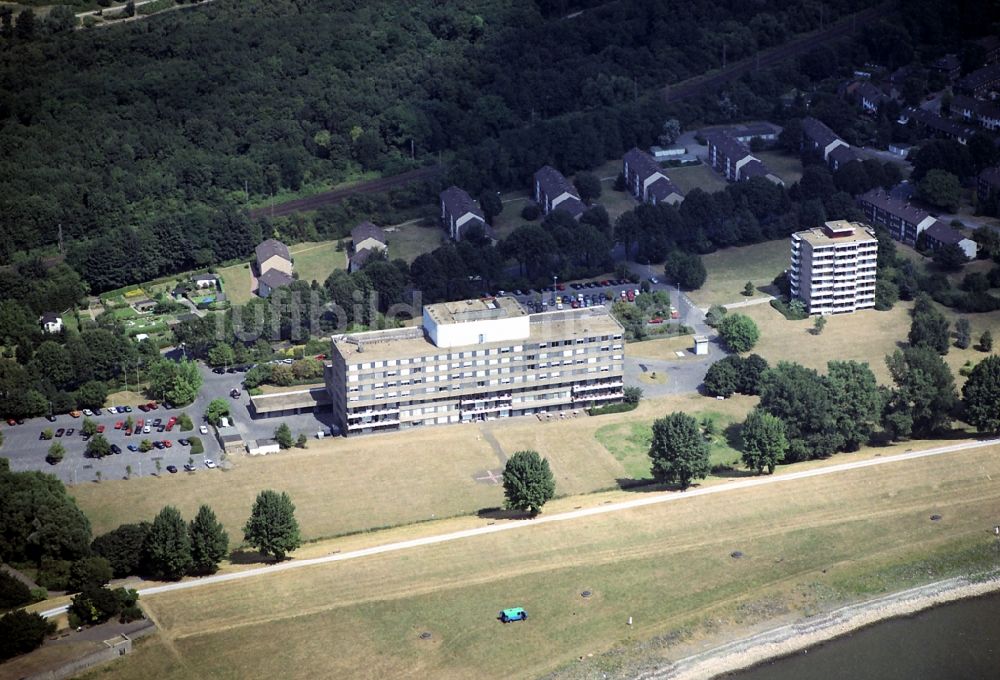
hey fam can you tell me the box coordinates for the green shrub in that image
[587,402,638,416]
[0,571,33,609]
[188,436,204,455]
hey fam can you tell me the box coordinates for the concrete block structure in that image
[327,298,625,436]
[789,221,878,315]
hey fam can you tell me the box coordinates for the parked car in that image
[178,438,189,446]
[65,428,74,436]
[157,425,165,432]
[123,406,132,413]
[125,428,133,436]
[55,428,64,437]
[6,418,16,426]
[111,444,121,455]
[136,419,144,428]
[230,389,241,399]
[649,276,659,284]
[204,459,217,469]
[127,444,138,452]
[82,409,93,417]
[199,425,208,434]
[212,367,225,374]
[162,402,173,410]
[143,425,151,434]
[96,425,105,433]
[147,402,158,410]
[153,441,164,449]
[115,421,124,429]
[92,407,102,415]
[137,404,149,412]
[183,464,196,472]
[163,440,172,448]
[166,465,178,474]
[153,418,162,427]
[46,415,57,423]
[69,410,81,418]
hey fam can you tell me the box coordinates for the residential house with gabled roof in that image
[800,117,858,171]
[349,221,388,273]
[439,186,488,241]
[254,238,293,298]
[257,269,294,299]
[856,81,889,114]
[704,132,783,185]
[921,221,978,259]
[622,148,684,206]
[930,54,961,81]
[40,312,63,334]
[533,166,585,219]
[858,189,937,245]
[192,273,219,289]
[255,238,291,276]
[977,166,1000,208]
[956,62,1000,95]
[900,108,975,144]
[951,94,1000,131]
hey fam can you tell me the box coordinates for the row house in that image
[801,117,860,171]
[533,166,585,219]
[439,186,489,241]
[349,221,388,273]
[956,62,1000,96]
[704,131,773,183]
[951,94,1000,131]
[977,166,1000,206]
[899,108,975,144]
[858,189,978,258]
[622,148,684,206]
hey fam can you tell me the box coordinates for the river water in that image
[726,591,1000,680]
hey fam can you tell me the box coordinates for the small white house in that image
[192,274,219,289]
[40,313,63,334]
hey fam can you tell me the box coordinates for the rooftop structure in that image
[533,165,585,219]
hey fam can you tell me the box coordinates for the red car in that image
[114,421,124,430]
[556,283,565,291]
[137,404,149,412]
[5,418,15,426]
[96,424,105,433]
[163,440,173,448]
[626,290,635,302]
[650,317,664,324]
[136,418,144,428]
[147,402,158,410]
[125,427,133,436]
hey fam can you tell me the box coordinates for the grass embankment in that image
[687,239,791,307]
[664,162,729,195]
[215,262,254,305]
[387,223,446,263]
[80,443,1000,680]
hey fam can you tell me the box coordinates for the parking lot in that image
[2,402,224,484]
[506,277,659,312]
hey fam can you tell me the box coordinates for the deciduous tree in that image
[961,356,1000,433]
[502,450,556,516]
[243,490,301,560]
[648,412,710,489]
[717,314,760,353]
[740,409,788,474]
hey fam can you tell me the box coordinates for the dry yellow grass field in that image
[623,335,700,361]
[82,443,1000,680]
[741,298,1000,385]
[71,393,755,543]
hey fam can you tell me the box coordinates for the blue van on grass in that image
[499,607,528,623]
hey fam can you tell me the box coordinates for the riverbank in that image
[648,574,1000,680]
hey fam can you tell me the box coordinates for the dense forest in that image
[0,0,881,289]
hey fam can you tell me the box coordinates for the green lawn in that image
[217,263,254,306]
[492,191,533,241]
[387,223,446,262]
[755,150,804,185]
[664,162,729,195]
[594,410,741,481]
[687,239,792,307]
[289,240,345,285]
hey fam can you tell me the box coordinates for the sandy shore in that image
[640,575,1000,680]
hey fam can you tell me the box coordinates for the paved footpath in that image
[40,436,1000,618]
